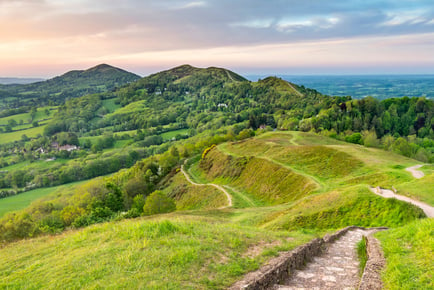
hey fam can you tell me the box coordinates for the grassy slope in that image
[0,180,88,217]
[0,215,317,289]
[200,147,317,205]
[375,218,433,289]
[396,174,434,206]
[0,106,56,126]
[161,171,227,210]
[0,125,46,144]
[0,131,430,289]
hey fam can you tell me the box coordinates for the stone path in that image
[180,164,232,208]
[274,228,377,290]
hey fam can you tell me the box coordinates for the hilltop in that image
[0,64,140,109]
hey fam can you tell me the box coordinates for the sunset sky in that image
[1,0,434,77]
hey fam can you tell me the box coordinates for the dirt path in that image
[406,165,425,179]
[369,187,434,218]
[225,70,235,82]
[274,228,378,290]
[222,185,258,207]
[180,165,232,208]
[285,81,303,97]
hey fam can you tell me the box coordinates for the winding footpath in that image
[405,164,425,179]
[369,165,433,218]
[369,187,434,217]
[180,165,232,208]
[274,228,380,290]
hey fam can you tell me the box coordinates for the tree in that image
[362,131,379,147]
[7,119,17,128]
[142,190,176,215]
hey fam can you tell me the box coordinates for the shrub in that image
[201,144,216,159]
[143,190,176,216]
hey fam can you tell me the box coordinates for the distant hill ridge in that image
[0,77,45,85]
[0,64,141,109]
[148,64,247,82]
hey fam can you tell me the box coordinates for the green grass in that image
[221,131,424,198]
[101,98,121,112]
[184,157,264,209]
[357,236,368,276]
[0,106,57,126]
[200,148,317,205]
[0,215,318,289]
[161,171,227,210]
[0,158,68,172]
[375,219,433,290]
[0,181,87,217]
[0,131,430,289]
[396,174,434,206]
[0,125,46,144]
[161,128,189,141]
[260,185,425,231]
[105,100,147,117]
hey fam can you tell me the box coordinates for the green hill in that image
[0,64,432,289]
[0,64,140,109]
[0,131,430,289]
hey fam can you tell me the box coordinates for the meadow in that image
[0,180,88,217]
[0,215,318,289]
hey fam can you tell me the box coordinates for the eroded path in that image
[274,228,377,290]
[180,165,232,208]
[370,187,434,218]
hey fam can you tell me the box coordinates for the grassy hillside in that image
[199,148,318,204]
[0,64,140,109]
[0,180,88,217]
[161,171,227,210]
[376,218,433,289]
[0,215,317,289]
[0,131,429,289]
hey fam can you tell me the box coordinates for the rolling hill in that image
[0,64,141,109]
[0,64,432,289]
[0,131,431,289]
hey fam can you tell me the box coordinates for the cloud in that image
[1,0,434,75]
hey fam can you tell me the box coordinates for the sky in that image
[1,0,434,77]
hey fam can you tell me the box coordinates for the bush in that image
[345,132,363,144]
[143,191,176,216]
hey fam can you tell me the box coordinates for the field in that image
[161,128,189,140]
[0,158,68,172]
[0,180,88,217]
[101,98,121,112]
[0,125,46,144]
[0,106,56,126]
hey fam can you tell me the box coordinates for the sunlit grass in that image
[0,180,88,217]
[375,219,434,289]
[0,125,46,144]
[0,215,318,289]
